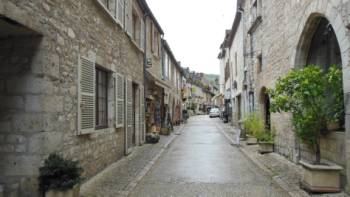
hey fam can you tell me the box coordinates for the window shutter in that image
[117,0,124,27]
[139,85,145,144]
[125,77,133,154]
[125,0,132,36]
[140,19,145,50]
[115,73,125,128]
[78,57,95,135]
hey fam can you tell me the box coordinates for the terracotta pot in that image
[45,185,80,197]
[300,160,342,193]
[258,142,274,154]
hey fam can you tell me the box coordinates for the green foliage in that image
[256,132,275,143]
[39,153,83,192]
[268,65,344,162]
[243,112,265,137]
[189,102,198,111]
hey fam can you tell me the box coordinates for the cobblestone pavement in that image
[80,125,184,197]
[214,118,349,197]
[129,116,289,197]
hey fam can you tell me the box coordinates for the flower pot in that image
[45,185,80,197]
[258,142,274,154]
[246,135,258,145]
[146,133,160,144]
[300,160,342,193]
[327,122,341,131]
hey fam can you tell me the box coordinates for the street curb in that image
[119,124,186,196]
[214,122,308,197]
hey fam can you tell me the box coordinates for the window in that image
[235,52,238,76]
[163,53,169,79]
[96,67,108,128]
[132,11,140,44]
[257,54,262,73]
[150,24,154,53]
[152,28,160,56]
[100,0,117,18]
[117,0,125,26]
[252,0,258,20]
[140,19,145,49]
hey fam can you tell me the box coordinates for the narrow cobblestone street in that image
[129,116,289,197]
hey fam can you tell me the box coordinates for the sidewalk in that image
[80,124,185,197]
[215,119,349,197]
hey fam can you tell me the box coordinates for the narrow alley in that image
[129,116,289,197]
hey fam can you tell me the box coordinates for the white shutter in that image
[140,19,145,50]
[125,77,133,154]
[139,85,145,144]
[115,73,125,128]
[78,57,95,135]
[117,0,125,27]
[125,0,132,36]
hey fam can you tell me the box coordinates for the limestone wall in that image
[0,0,144,195]
[242,0,350,189]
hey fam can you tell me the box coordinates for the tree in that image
[268,65,343,164]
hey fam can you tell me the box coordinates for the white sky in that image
[147,0,237,75]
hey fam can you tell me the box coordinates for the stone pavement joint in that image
[80,124,185,197]
[214,119,349,197]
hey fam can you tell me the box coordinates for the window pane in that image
[95,68,108,128]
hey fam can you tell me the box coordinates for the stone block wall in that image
[0,0,145,196]
[242,0,350,190]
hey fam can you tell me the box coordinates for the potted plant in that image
[256,131,275,154]
[39,153,83,197]
[326,66,345,132]
[269,65,344,193]
[242,112,265,145]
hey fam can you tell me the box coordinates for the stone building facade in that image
[162,39,184,125]
[224,0,350,191]
[0,0,164,195]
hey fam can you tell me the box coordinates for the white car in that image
[209,108,220,118]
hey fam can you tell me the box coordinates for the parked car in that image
[209,108,220,118]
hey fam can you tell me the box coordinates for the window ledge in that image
[248,16,262,34]
[130,39,145,53]
[95,0,124,32]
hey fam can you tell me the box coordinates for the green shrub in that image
[39,153,83,192]
[256,130,275,143]
[243,112,265,137]
[268,65,344,163]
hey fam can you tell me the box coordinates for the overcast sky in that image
[147,0,237,75]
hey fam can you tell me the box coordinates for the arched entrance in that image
[297,16,342,69]
[294,13,348,186]
[295,15,345,126]
[260,87,270,130]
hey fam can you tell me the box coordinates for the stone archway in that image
[259,87,270,130]
[292,0,350,191]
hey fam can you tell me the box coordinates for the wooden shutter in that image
[115,73,124,128]
[78,57,95,135]
[125,0,132,36]
[125,77,133,154]
[117,0,124,27]
[139,85,145,144]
